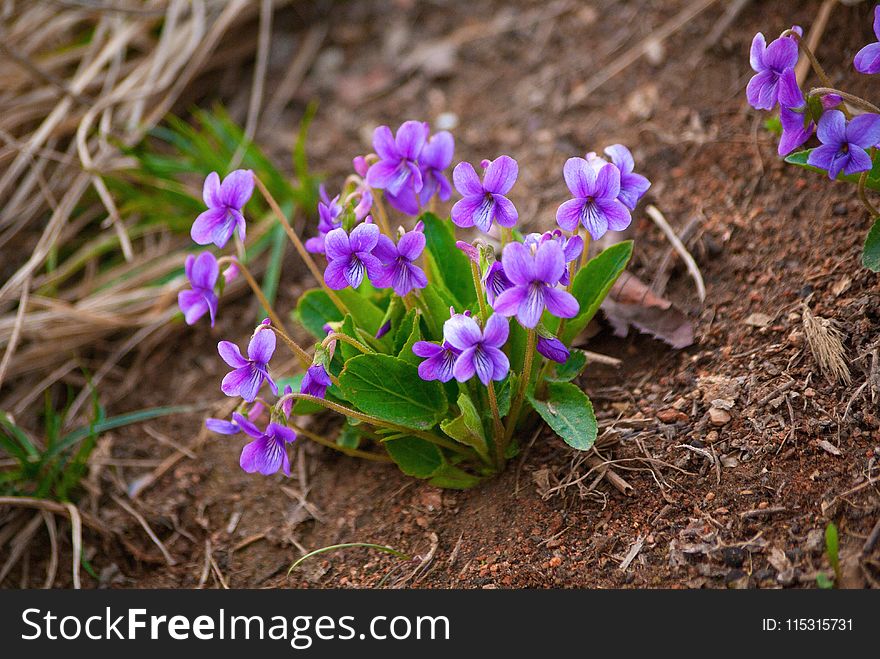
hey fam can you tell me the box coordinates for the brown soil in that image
[12,0,880,589]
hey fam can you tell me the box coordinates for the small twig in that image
[111,494,176,566]
[64,502,82,589]
[645,205,706,302]
[740,506,788,519]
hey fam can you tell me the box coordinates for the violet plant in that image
[180,121,649,488]
[748,9,880,271]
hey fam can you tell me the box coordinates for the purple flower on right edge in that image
[855,6,880,75]
[807,110,880,180]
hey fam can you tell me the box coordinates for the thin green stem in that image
[807,87,880,116]
[503,328,536,446]
[268,326,311,369]
[371,190,393,236]
[859,161,880,218]
[322,332,374,355]
[288,543,410,575]
[411,292,441,338]
[252,175,349,317]
[289,421,392,462]
[470,260,488,321]
[487,380,505,467]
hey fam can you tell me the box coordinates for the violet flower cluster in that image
[180,116,651,485]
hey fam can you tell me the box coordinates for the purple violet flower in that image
[412,340,461,382]
[418,131,454,205]
[492,240,579,329]
[537,336,570,364]
[351,156,374,220]
[777,69,814,156]
[178,252,219,326]
[366,121,428,206]
[191,170,254,248]
[523,230,583,286]
[556,158,631,241]
[455,240,480,264]
[443,313,510,385]
[603,145,651,210]
[807,110,880,179]
[218,327,277,402]
[205,417,240,435]
[305,185,344,254]
[855,6,880,75]
[451,156,518,232]
[375,320,392,339]
[323,220,383,290]
[483,261,513,305]
[373,221,428,296]
[233,413,297,477]
[746,30,800,111]
[300,363,332,399]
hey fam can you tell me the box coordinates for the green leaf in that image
[296,288,343,338]
[393,308,418,354]
[339,354,447,430]
[863,218,880,272]
[337,422,363,449]
[547,349,588,382]
[335,288,386,335]
[526,381,597,451]
[396,313,422,366]
[495,374,515,418]
[440,393,490,462]
[428,463,483,489]
[559,241,632,344]
[339,315,361,361]
[825,522,840,578]
[384,436,443,478]
[816,572,835,589]
[785,148,880,191]
[420,213,476,307]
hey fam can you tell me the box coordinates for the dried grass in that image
[802,303,852,385]
[0,1,291,413]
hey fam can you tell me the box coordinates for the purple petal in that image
[855,42,880,75]
[324,259,350,290]
[594,163,621,200]
[543,287,579,319]
[807,143,842,176]
[305,235,326,254]
[219,169,254,210]
[482,155,518,194]
[563,157,595,197]
[597,198,632,232]
[618,172,651,210]
[779,107,814,156]
[817,110,846,146]
[843,146,872,175]
[360,253,385,285]
[516,285,545,329]
[845,113,880,148]
[501,242,536,285]
[366,160,404,191]
[603,144,634,174]
[777,68,804,110]
[556,198,585,232]
[386,185,420,215]
[746,70,780,111]
[397,230,426,260]
[232,412,263,438]
[749,32,766,72]
[191,207,231,246]
[179,290,208,325]
[443,314,482,350]
[206,418,239,435]
[203,172,221,207]
[471,347,495,386]
[395,120,428,160]
[393,262,427,296]
[534,241,565,285]
[240,436,286,476]
[874,5,880,41]
[418,350,456,382]
[190,251,219,289]
[482,313,509,348]
[413,341,444,358]
[248,327,276,364]
[452,346,477,382]
[324,228,351,261]
[349,222,379,253]
[373,234,398,263]
[483,346,509,382]
[492,285,527,317]
[421,131,454,170]
[218,341,248,368]
[372,125,398,161]
[537,336,569,364]
[452,161,484,196]
[451,195,482,229]
[763,37,798,71]
[221,365,254,399]
[563,234,584,262]
[580,200,610,240]
[491,194,518,228]
[268,422,298,445]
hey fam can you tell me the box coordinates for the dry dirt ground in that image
[13,0,880,589]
